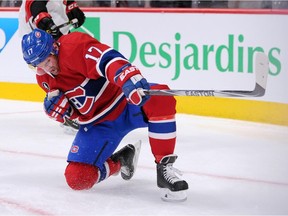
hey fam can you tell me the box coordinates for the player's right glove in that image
[44,90,71,123]
[66,1,86,28]
[115,65,150,106]
[33,12,62,40]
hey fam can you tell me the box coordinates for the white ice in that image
[0,99,288,215]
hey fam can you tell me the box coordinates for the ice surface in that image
[0,99,288,215]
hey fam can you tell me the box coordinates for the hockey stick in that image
[143,52,269,97]
[58,18,78,29]
[46,18,78,34]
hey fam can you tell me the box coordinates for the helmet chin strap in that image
[40,67,55,78]
[46,71,55,78]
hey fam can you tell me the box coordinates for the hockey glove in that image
[116,66,150,106]
[44,90,71,123]
[66,1,86,28]
[34,12,62,40]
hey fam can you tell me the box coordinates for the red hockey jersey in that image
[36,32,131,125]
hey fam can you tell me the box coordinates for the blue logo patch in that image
[0,18,18,53]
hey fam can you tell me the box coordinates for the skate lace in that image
[163,164,183,184]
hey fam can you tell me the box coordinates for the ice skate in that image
[157,154,188,202]
[111,140,141,180]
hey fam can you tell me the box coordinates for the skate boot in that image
[111,140,141,180]
[157,154,189,202]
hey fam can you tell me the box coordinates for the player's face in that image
[37,55,59,76]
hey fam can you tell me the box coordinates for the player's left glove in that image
[66,1,86,28]
[116,65,150,106]
[44,90,72,123]
[33,12,62,40]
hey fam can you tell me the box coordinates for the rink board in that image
[1,81,287,126]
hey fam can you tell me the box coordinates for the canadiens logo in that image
[35,30,42,38]
[70,145,79,153]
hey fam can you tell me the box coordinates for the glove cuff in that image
[66,1,79,13]
[33,12,51,27]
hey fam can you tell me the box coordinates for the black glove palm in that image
[37,17,63,40]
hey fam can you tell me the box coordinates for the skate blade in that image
[121,140,142,180]
[160,188,187,202]
[132,140,142,173]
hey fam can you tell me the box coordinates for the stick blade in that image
[254,52,269,95]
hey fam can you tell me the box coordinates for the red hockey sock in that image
[65,159,121,190]
[149,136,176,163]
[142,84,177,163]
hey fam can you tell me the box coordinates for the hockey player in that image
[18,0,86,134]
[18,0,86,39]
[21,29,189,201]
